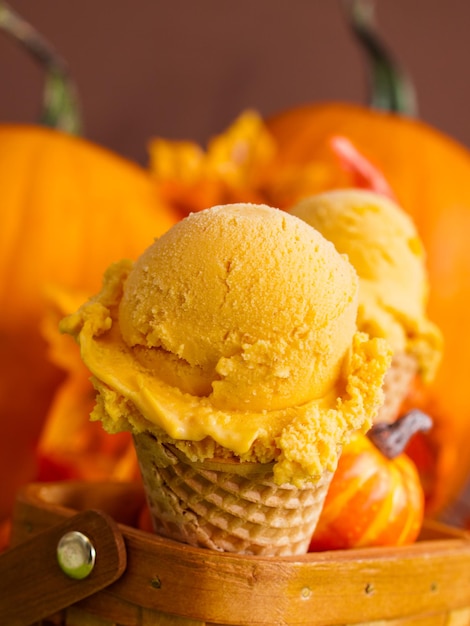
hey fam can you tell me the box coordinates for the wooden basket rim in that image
[10,480,470,625]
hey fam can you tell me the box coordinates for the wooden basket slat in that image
[9,482,470,626]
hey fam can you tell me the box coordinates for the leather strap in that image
[0,509,126,626]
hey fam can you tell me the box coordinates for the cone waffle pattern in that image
[134,432,333,556]
[375,351,417,424]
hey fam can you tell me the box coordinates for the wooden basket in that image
[3,481,470,626]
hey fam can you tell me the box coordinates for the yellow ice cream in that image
[61,203,391,485]
[289,190,442,383]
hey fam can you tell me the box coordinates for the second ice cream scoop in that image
[290,189,442,384]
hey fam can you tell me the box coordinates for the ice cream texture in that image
[289,190,442,383]
[61,203,391,485]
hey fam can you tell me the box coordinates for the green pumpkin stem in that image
[368,410,433,459]
[342,0,418,116]
[0,1,82,134]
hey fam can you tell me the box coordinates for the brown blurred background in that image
[1,1,469,166]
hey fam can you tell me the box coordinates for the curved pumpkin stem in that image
[342,0,417,116]
[0,1,82,134]
[368,410,433,459]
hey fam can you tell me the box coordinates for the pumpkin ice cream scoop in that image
[289,189,443,423]
[61,203,391,555]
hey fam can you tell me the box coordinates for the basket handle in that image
[0,509,126,626]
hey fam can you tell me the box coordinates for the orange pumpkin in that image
[0,124,177,521]
[309,431,424,551]
[264,102,470,514]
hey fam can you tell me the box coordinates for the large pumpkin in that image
[0,124,177,520]
[263,103,470,514]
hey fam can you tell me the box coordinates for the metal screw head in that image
[57,531,96,579]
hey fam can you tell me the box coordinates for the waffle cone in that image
[133,431,333,556]
[375,351,417,424]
